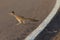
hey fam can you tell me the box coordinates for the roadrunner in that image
[9,11,39,25]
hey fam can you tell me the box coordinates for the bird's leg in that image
[16,20,22,25]
[23,20,25,24]
[16,20,25,25]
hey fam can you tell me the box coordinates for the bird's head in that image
[9,11,15,16]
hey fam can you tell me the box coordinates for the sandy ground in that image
[0,0,56,40]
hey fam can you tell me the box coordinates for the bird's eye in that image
[12,11,15,13]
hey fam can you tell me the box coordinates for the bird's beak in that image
[8,13,14,16]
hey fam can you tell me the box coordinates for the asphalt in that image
[35,9,60,40]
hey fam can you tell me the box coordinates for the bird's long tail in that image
[26,18,39,22]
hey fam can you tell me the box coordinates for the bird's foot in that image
[16,23,20,25]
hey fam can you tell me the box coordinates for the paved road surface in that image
[35,8,60,40]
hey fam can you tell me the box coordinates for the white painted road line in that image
[25,0,60,40]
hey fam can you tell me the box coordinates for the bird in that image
[9,11,39,25]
